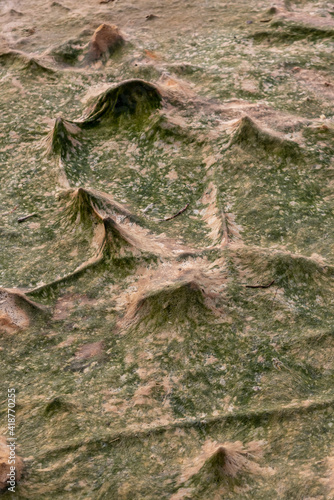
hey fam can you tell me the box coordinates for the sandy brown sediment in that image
[0,288,49,333]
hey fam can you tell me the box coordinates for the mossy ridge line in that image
[25,188,196,297]
[36,395,334,460]
[26,236,332,299]
[0,49,55,74]
[101,215,145,257]
[0,288,49,313]
[280,329,334,348]
[231,244,334,280]
[25,251,105,297]
[99,211,195,259]
[252,21,334,43]
[252,7,334,41]
[271,13,334,35]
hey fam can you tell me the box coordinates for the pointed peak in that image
[87,24,125,62]
[45,117,81,158]
[179,440,273,488]
[228,115,300,157]
[60,187,136,226]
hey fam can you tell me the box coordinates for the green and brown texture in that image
[0,0,334,497]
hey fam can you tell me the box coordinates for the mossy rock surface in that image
[1,0,334,498]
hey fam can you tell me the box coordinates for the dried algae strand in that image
[201,182,242,247]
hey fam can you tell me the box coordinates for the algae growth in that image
[1,0,334,498]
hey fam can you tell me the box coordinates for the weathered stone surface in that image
[1,0,334,498]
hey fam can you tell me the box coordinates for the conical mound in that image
[44,397,76,417]
[228,116,300,157]
[61,187,134,226]
[176,440,271,495]
[130,280,209,327]
[87,24,124,62]
[76,79,162,126]
[202,444,250,480]
[45,117,81,158]
[49,34,86,65]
